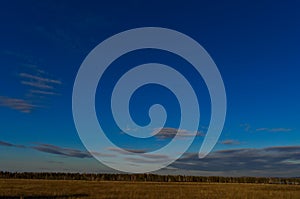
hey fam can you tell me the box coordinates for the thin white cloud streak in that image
[29,90,59,96]
[19,73,61,84]
[256,128,292,132]
[220,139,240,145]
[21,81,54,89]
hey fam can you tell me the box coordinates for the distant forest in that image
[0,171,299,185]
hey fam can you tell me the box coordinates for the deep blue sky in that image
[0,0,299,176]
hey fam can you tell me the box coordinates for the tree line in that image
[0,171,299,185]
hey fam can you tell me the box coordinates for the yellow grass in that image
[0,179,299,199]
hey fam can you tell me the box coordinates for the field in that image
[0,179,299,199]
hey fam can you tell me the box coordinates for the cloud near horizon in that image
[107,147,170,159]
[0,140,26,148]
[0,140,92,159]
[1,139,299,176]
[32,144,92,158]
[172,146,300,177]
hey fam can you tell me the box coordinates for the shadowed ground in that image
[0,179,299,199]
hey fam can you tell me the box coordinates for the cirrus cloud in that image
[256,128,292,133]
[152,128,205,139]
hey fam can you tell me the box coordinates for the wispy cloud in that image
[90,151,116,158]
[240,123,293,133]
[220,139,240,145]
[124,156,168,164]
[107,147,169,160]
[0,141,14,147]
[0,96,39,113]
[107,147,171,165]
[19,67,62,105]
[21,81,54,89]
[20,72,61,90]
[141,153,170,160]
[32,144,92,158]
[0,139,116,159]
[0,64,61,113]
[0,140,25,148]
[152,128,205,139]
[107,147,147,155]
[105,146,171,166]
[256,128,292,133]
[36,145,115,158]
[19,73,61,85]
[29,90,59,96]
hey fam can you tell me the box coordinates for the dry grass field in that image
[0,179,299,199]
